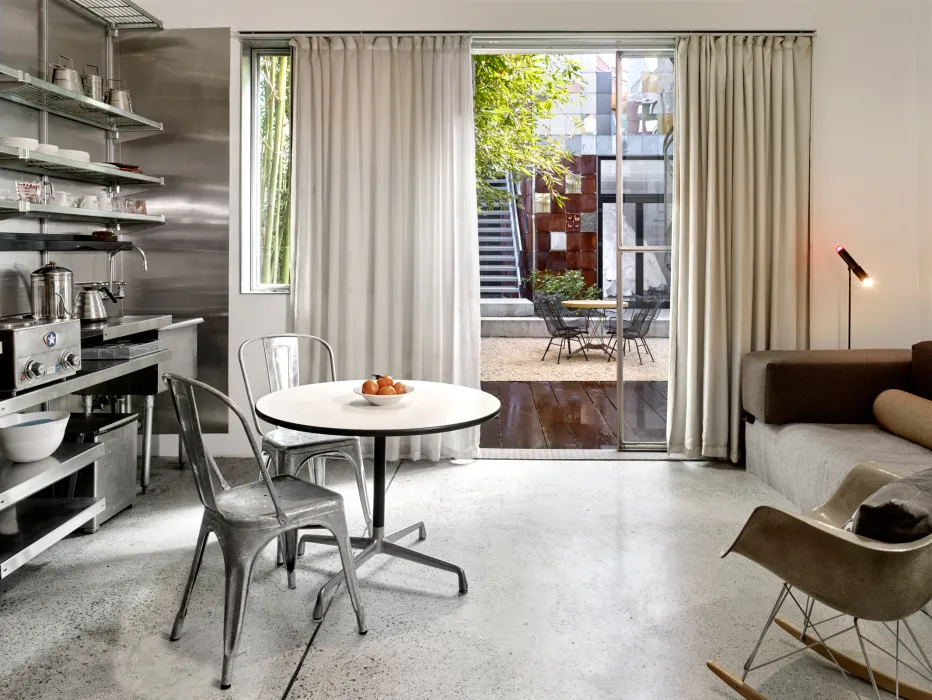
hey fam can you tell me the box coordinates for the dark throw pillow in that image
[852,468,932,543]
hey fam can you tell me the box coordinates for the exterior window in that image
[244,49,292,292]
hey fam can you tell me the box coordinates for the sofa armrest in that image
[742,349,911,424]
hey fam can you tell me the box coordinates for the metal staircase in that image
[478,177,522,299]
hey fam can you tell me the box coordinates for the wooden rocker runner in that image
[708,462,932,699]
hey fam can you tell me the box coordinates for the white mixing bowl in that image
[0,411,70,462]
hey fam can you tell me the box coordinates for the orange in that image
[377,376,394,388]
[362,380,379,395]
[393,382,407,395]
[378,386,397,396]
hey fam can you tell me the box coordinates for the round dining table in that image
[561,299,629,355]
[256,379,500,620]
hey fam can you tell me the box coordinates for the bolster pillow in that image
[874,389,932,451]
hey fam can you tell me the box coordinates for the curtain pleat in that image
[290,36,480,461]
[668,35,812,462]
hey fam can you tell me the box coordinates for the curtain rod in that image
[238,30,817,40]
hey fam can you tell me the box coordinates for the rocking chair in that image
[709,461,932,699]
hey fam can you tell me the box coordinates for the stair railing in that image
[505,172,525,295]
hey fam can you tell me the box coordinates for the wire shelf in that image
[0,146,163,187]
[57,0,162,29]
[0,63,163,132]
[0,199,165,231]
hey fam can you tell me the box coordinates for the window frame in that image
[240,42,294,294]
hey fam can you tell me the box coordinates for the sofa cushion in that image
[742,350,912,424]
[874,389,932,451]
[912,342,932,400]
[745,421,932,512]
[852,467,932,543]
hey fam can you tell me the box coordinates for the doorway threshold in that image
[480,448,679,461]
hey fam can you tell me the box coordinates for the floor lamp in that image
[836,246,873,349]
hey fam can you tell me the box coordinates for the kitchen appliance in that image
[81,64,103,101]
[0,317,81,393]
[107,80,132,112]
[74,283,118,321]
[50,55,81,92]
[30,262,73,322]
[60,412,138,532]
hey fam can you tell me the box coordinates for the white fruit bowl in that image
[0,411,70,462]
[353,383,415,406]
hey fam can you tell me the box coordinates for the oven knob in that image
[24,360,46,380]
[61,351,80,370]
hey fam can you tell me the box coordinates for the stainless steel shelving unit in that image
[0,63,163,132]
[0,145,163,187]
[0,199,164,230]
[0,442,106,578]
[58,0,162,30]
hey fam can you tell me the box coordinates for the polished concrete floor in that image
[0,457,924,699]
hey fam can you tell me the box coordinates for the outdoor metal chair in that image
[708,461,932,699]
[535,297,589,364]
[239,335,372,557]
[616,298,662,364]
[163,373,367,690]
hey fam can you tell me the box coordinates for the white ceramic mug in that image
[50,191,71,207]
[77,195,97,209]
[97,194,112,211]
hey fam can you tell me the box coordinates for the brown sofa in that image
[741,343,932,511]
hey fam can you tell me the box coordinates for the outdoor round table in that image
[255,379,500,619]
[561,299,628,355]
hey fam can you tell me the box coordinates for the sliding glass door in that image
[613,50,674,449]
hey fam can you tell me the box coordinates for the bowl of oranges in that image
[353,375,414,406]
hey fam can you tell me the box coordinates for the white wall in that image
[138,0,932,454]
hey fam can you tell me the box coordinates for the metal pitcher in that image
[30,262,74,321]
[107,79,133,112]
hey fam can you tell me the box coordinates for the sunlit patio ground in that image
[480,336,670,382]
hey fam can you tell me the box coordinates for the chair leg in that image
[329,517,368,635]
[171,521,211,642]
[311,457,326,486]
[541,337,555,361]
[633,338,643,364]
[347,441,372,537]
[220,550,258,690]
[578,336,589,361]
[282,529,298,590]
[642,336,655,362]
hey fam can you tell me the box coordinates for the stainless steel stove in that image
[0,317,81,392]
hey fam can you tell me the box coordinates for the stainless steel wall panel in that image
[119,28,230,433]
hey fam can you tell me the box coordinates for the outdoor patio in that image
[480,336,670,382]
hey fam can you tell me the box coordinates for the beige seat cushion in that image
[874,389,932,451]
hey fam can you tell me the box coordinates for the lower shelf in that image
[0,497,105,579]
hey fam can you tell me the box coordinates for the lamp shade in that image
[836,246,871,284]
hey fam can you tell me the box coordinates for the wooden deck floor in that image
[480,381,667,449]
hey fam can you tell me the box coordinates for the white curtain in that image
[289,35,480,461]
[668,35,812,462]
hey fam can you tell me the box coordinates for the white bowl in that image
[353,383,415,406]
[0,411,70,463]
[58,149,91,163]
[0,136,39,151]
[34,143,59,155]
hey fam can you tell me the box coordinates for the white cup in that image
[97,194,112,211]
[50,191,72,207]
[77,195,97,209]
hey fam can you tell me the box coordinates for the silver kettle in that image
[74,283,118,322]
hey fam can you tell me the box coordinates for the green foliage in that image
[473,54,582,209]
[258,55,292,286]
[524,270,600,301]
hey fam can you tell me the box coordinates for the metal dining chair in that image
[163,373,367,690]
[238,335,372,550]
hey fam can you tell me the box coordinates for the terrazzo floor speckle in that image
[0,457,925,699]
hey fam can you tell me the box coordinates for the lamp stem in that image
[848,268,852,350]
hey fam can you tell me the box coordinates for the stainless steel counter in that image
[80,314,172,342]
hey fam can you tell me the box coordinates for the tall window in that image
[244,49,292,292]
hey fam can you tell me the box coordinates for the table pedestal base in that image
[297,435,468,622]
[300,521,467,621]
